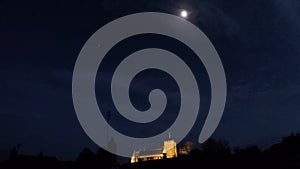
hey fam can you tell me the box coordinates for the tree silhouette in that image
[76,147,98,165]
[202,138,231,157]
[9,146,18,160]
[76,147,116,168]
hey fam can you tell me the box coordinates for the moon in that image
[181,10,188,18]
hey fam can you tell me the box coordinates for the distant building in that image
[130,139,177,163]
[12,154,57,163]
[8,151,57,165]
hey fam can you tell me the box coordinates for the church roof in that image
[138,148,163,157]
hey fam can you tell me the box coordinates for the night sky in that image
[1,0,300,161]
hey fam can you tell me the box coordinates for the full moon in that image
[181,10,188,18]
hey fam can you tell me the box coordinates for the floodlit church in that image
[130,137,177,163]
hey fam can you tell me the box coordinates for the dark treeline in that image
[1,133,300,169]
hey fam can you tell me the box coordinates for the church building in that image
[130,138,177,163]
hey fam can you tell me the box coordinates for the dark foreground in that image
[1,134,300,169]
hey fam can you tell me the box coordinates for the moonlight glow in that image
[181,10,188,18]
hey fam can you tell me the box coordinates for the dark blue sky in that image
[0,0,300,161]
